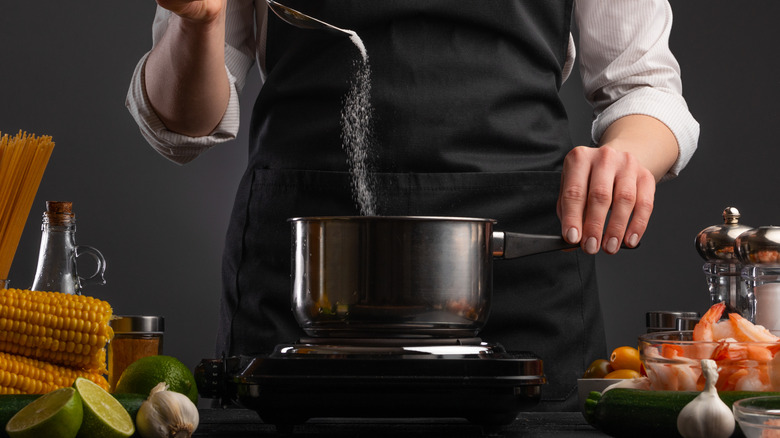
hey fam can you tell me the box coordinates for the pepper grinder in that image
[695,207,754,321]
[736,226,780,335]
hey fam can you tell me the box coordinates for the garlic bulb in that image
[603,376,651,393]
[676,359,735,438]
[136,382,199,438]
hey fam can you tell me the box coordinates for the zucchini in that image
[584,388,780,438]
[111,392,146,421]
[0,395,39,438]
[0,392,146,438]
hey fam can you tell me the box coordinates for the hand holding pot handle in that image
[494,232,635,259]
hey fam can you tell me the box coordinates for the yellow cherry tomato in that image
[582,358,613,379]
[604,369,641,379]
[609,346,641,373]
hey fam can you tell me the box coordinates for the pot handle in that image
[492,231,635,259]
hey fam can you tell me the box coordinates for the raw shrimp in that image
[761,419,780,438]
[693,302,725,342]
[729,313,780,343]
[767,345,780,390]
[729,366,769,392]
[645,302,780,392]
[712,319,737,340]
[710,337,775,391]
[644,345,702,391]
[712,339,775,362]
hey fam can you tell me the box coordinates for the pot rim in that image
[288,215,497,223]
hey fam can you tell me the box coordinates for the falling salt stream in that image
[340,31,377,217]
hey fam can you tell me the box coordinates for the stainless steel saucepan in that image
[290,216,585,338]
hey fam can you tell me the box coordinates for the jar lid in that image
[735,226,780,265]
[695,207,753,261]
[646,311,699,329]
[110,315,164,334]
[675,317,700,331]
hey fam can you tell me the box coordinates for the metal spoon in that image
[266,0,352,35]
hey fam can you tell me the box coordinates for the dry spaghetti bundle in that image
[0,131,55,280]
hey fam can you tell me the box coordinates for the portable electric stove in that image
[195,336,546,430]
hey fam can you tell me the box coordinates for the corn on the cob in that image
[0,288,113,373]
[0,351,109,394]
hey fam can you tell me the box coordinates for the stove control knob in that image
[194,357,227,401]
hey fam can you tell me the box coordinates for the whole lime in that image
[5,387,83,438]
[113,355,198,404]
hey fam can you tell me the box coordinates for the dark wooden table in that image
[193,409,609,437]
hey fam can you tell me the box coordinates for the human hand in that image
[156,0,225,23]
[557,145,656,255]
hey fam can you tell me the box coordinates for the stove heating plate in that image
[195,338,546,430]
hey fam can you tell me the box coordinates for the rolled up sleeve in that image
[125,3,257,165]
[576,0,699,180]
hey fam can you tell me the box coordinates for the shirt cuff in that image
[125,52,241,165]
[591,87,700,182]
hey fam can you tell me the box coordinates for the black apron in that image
[217,0,607,411]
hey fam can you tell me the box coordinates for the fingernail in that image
[585,237,599,254]
[605,237,619,254]
[628,233,639,247]
[566,227,579,243]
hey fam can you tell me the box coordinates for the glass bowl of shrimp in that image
[733,396,780,438]
[639,302,780,392]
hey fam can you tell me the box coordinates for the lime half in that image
[73,377,135,438]
[5,387,83,438]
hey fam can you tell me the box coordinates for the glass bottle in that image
[30,201,106,295]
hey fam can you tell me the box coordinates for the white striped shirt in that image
[126,0,699,179]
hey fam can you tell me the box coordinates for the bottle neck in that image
[41,222,77,235]
[42,210,76,228]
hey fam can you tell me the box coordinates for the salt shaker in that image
[736,226,780,335]
[695,207,754,321]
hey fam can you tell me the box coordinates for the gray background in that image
[0,1,775,377]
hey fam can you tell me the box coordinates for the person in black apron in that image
[138,0,689,411]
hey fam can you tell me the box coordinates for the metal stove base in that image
[196,344,546,430]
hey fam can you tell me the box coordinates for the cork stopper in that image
[46,201,72,214]
[43,201,75,226]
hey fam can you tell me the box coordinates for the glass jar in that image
[108,315,164,391]
[646,311,699,333]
